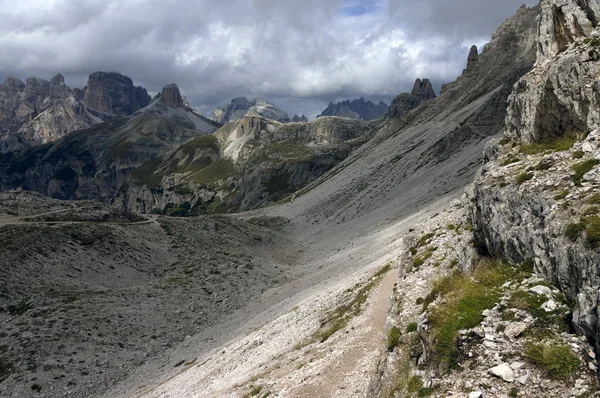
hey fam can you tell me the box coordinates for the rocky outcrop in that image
[292,114,308,123]
[411,79,436,101]
[470,0,600,355]
[159,84,184,108]
[83,71,150,120]
[0,75,101,153]
[464,45,479,73]
[506,3,600,143]
[211,97,290,124]
[118,115,371,214]
[317,98,388,120]
[387,78,436,119]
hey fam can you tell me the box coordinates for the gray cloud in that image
[0,0,539,119]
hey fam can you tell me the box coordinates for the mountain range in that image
[2,1,600,398]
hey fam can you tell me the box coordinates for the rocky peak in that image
[50,73,65,86]
[159,84,184,108]
[465,45,479,73]
[4,77,25,91]
[292,114,308,123]
[25,77,50,97]
[317,97,388,120]
[538,0,600,60]
[231,97,253,106]
[83,71,151,120]
[411,78,436,101]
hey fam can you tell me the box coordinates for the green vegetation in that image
[572,159,600,186]
[554,189,569,200]
[415,297,424,305]
[519,134,580,155]
[264,172,293,195]
[387,326,401,351]
[427,260,531,366]
[525,343,580,382]
[588,194,600,204]
[535,158,553,171]
[509,387,520,398]
[584,37,600,47]
[565,216,600,248]
[413,246,436,268]
[500,153,519,166]
[245,385,263,397]
[573,151,585,159]
[407,376,423,393]
[516,172,534,185]
[565,222,585,242]
[187,159,234,185]
[406,322,418,333]
[108,137,132,159]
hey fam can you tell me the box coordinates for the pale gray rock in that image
[211,97,290,124]
[504,323,528,339]
[528,285,552,295]
[489,363,515,382]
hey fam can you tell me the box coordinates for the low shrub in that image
[525,343,580,382]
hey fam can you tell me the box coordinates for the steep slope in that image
[388,78,437,119]
[318,97,389,121]
[118,115,371,214]
[211,97,290,124]
[0,84,219,202]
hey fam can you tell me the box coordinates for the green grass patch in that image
[516,172,534,184]
[589,194,600,204]
[407,376,423,393]
[406,322,418,333]
[572,159,600,186]
[565,222,585,242]
[427,260,531,366]
[583,216,600,249]
[554,190,569,200]
[387,326,401,351]
[519,134,579,155]
[187,159,234,185]
[525,342,580,382]
[573,151,585,159]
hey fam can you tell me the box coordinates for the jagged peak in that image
[160,84,184,108]
[4,76,25,90]
[411,78,436,100]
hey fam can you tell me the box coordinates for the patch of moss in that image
[407,376,423,393]
[565,223,585,242]
[572,151,585,159]
[588,194,600,204]
[406,322,418,333]
[554,190,569,200]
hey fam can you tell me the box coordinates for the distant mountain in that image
[211,97,290,124]
[0,71,151,153]
[387,78,437,119]
[0,83,220,202]
[317,97,388,121]
[292,114,308,123]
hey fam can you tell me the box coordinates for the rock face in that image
[411,78,436,101]
[211,97,290,124]
[83,71,150,120]
[117,115,371,214]
[469,0,600,354]
[0,75,101,153]
[464,45,479,73]
[387,78,437,119]
[159,84,184,108]
[0,71,153,153]
[292,114,308,123]
[0,85,219,202]
[317,97,388,120]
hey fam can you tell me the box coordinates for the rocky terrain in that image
[291,114,308,123]
[0,72,151,153]
[2,1,600,397]
[0,84,219,203]
[117,115,371,214]
[211,97,290,124]
[317,97,389,121]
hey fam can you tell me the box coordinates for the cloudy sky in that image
[0,0,538,119]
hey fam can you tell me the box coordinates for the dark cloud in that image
[0,0,539,119]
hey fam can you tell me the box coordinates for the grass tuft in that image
[516,172,534,185]
[524,343,580,382]
[572,159,600,186]
[387,326,401,351]
[519,134,579,155]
